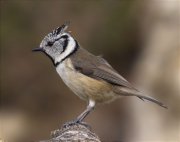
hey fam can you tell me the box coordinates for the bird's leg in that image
[61,100,95,129]
[60,108,92,129]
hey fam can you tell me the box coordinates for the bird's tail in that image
[135,92,168,109]
[115,87,168,109]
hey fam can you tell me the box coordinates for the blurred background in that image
[1,1,179,141]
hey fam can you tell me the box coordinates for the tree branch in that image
[39,124,100,142]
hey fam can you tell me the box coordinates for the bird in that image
[32,21,167,129]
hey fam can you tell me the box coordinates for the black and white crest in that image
[47,21,70,39]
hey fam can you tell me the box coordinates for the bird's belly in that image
[56,60,117,104]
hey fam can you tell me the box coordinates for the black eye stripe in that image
[60,35,69,39]
[62,38,68,53]
[53,35,69,53]
[48,35,69,53]
[54,35,69,41]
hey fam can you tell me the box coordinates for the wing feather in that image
[72,57,136,90]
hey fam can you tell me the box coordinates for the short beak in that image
[31,47,43,52]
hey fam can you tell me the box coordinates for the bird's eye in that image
[47,41,54,47]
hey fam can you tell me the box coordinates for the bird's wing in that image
[71,58,136,90]
[70,53,168,109]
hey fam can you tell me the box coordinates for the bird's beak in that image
[31,47,43,52]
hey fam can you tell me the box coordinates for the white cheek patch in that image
[55,34,76,64]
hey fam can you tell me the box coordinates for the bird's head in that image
[32,21,78,66]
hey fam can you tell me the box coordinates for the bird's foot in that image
[60,120,78,128]
[60,119,91,130]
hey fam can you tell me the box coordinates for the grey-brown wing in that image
[72,59,136,90]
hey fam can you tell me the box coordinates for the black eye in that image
[47,41,54,47]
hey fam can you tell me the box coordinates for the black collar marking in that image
[55,40,79,67]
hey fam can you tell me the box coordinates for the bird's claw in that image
[60,120,77,129]
[79,121,91,130]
